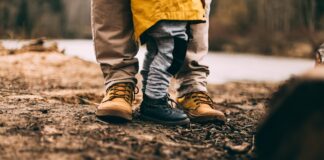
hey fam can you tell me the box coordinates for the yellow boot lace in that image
[105,83,138,104]
[188,92,214,109]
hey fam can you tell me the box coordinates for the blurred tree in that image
[316,0,324,28]
[48,0,63,12]
[256,0,319,33]
[0,0,323,56]
[15,0,31,36]
[0,0,90,39]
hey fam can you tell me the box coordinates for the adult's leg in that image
[176,0,211,97]
[91,0,139,90]
[175,0,225,123]
[92,0,139,121]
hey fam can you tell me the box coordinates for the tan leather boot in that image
[96,83,136,121]
[177,92,225,123]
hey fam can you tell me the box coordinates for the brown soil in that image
[0,52,279,160]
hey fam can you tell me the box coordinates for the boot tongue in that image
[143,95,168,105]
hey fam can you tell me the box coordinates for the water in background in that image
[2,40,314,84]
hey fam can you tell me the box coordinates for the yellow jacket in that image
[131,0,206,41]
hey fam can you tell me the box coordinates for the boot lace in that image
[167,94,179,108]
[164,94,183,113]
[106,83,139,104]
[189,92,214,106]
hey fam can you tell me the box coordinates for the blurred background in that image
[0,0,324,57]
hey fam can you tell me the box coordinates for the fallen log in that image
[256,65,324,159]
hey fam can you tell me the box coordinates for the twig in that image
[78,97,100,106]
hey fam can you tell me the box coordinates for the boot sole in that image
[189,116,225,124]
[96,116,130,124]
[141,115,190,126]
[256,77,324,160]
[96,109,132,121]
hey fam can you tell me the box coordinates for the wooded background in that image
[1,0,323,56]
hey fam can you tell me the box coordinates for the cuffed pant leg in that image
[175,0,212,97]
[91,0,139,90]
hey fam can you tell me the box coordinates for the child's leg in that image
[144,21,188,99]
[140,37,158,93]
[140,21,190,125]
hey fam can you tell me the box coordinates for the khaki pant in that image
[91,0,211,97]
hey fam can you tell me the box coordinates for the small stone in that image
[42,126,62,136]
[225,142,251,154]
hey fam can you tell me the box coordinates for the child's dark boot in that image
[140,95,190,125]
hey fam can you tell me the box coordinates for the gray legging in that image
[141,21,188,99]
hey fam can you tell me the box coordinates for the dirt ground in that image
[0,51,279,160]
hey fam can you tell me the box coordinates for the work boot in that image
[177,92,226,123]
[140,95,190,125]
[96,83,136,121]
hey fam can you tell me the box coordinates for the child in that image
[131,0,206,125]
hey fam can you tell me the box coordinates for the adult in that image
[92,0,225,124]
